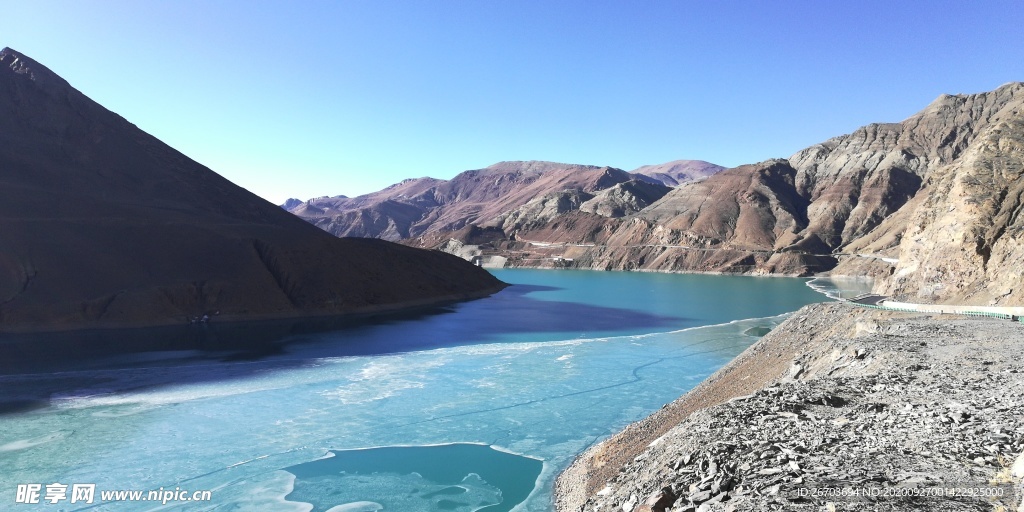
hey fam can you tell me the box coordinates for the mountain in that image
[284,159,718,244]
[524,83,1024,305]
[285,83,1023,307]
[288,161,635,241]
[553,86,1024,511]
[280,198,306,210]
[872,85,1024,305]
[0,47,503,332]
[629,159,725,186]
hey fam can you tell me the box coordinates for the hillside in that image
[0,47,503,332]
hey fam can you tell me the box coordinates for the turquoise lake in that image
[0,269,829,511]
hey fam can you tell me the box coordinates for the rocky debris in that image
[564,304,1024,511]
[878,84,1024,307]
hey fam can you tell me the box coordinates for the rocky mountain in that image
[552,84,1024,512]
[630,159,725,186]
[0,47,503,332]
[466,84,1024,305]
[578,180,673,218]
[287,161,635,241]
[288,83,1024,307]
[869,85,1024,306]
[280,197,306,210]
[287,160,718,242]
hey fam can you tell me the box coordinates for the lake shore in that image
[0,283,508,335]
[554,302,1024,511]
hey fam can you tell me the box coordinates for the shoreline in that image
[553,303,818,511]
[0,283,508,336]
[490,262,820,278]
[554,302,1024,511]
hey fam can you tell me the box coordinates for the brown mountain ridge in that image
[0,47,503,332]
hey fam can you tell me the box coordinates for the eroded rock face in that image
[489,189,596,233]
[877,84,1024,305]
[0,48,503,331]
[578,180,671,218]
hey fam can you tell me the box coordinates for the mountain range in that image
[0,47,502,332]
[283,160,723,241]
[288,83,1024,307]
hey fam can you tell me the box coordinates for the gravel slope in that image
[556,302,1024,511]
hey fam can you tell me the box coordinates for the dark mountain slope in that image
[0,48,502,332]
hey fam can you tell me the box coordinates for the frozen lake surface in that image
[0,269,827,511]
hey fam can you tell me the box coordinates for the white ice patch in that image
[90,404,161,417]
[469,378,497,388]
[319,357,445,404]
[321,379,425,404]
[0,430,70,452]
[325,502,384,512]
[806,276,875,300]
[201,470,313,512]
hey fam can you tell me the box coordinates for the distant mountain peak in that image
[280,198,304,210]
[630,159,725,187]
[483,160,604,174]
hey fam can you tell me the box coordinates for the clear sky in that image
[5,0,1023,204]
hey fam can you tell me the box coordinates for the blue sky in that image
[6,1,1023,203]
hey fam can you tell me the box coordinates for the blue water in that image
[0,269,826,511]
[285,444,543,512]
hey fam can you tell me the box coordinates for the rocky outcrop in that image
[876,84,1024,306]
[481,180,670,238]
[0,47,503,332]
[490,189,596,232]
[579,180,671,218]
[558,303,1024,512]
